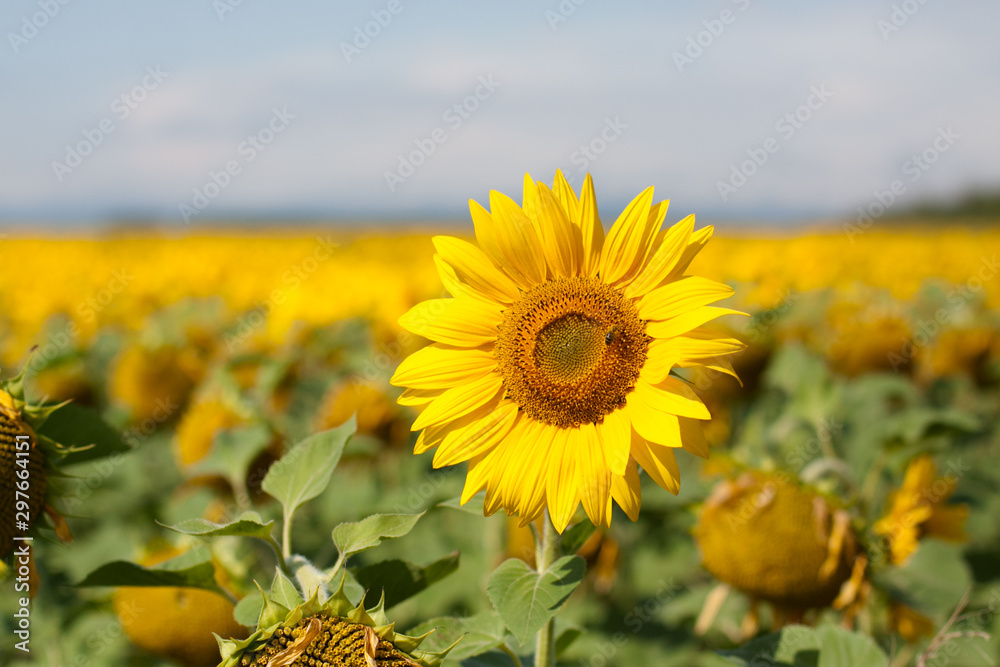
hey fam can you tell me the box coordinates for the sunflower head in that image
[218,578,454,667]
[392,172,744,532]
[873,454,968,565]
[0,366,73,557]
[693,471,861,611]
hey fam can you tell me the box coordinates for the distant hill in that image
[889,188,1000,223]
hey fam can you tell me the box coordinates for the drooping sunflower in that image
[392,172,744,532]
[692,470,868,635]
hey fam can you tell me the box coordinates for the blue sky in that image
[1,0,997,227]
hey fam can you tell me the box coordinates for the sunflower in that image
[217,579,453,667]
[873,454,968,566]
[692,470,868,634]
[391,172,743,532]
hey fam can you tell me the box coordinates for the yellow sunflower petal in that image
[397,387,441,407]
[391,344,495,389]
[623,213,694,298]
[535,183,583,278]
[547,427,580,533]
[552,169,581,221]
[608,458,642,523]
[432,236,521,303]
[663,328,747,361]
[616,199,671,289]
[432,402,519,468]
[646,306,747,340]
[630,431,680,495]
[598,406,631,476]
[576,423,611,526]
[637,276,735,321]
[665,225,714,281]
[489,191,549,284]
[411,373,504,431]
[399,298,502,347]
[632,377,711,421]
[578,174,605,277]
[599,186,656,284]
[511,421,550,525]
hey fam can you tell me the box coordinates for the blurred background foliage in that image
[0,224,998,666]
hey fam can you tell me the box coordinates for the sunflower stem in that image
[534,511,560,667]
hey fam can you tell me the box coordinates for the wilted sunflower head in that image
[873,454,968,565]
[110,342,205,422]
[391,171,744,532]
[693,471,862,611]
[218,579,454,667]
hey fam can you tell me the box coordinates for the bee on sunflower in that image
[391,171,744,533]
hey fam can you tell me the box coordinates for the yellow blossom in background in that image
[315,379,408,446]
[110,343,205,423]
[873,454,969,565]
[174,398,245,466]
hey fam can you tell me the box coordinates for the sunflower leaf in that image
[486,556,585,646]
[158,511,275,541]
[262,417,355,517]
[332,512,425,562]
[36,402,128,466]
[271,567,304,609]
[77,547,222,594]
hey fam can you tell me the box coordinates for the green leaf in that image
[262,418,355,516]
[486,556,585,646]
[408,611,506,660]
[355,552,460,609]
[190,424,273,490]
[271,568,304,609]
[234,593,264,627]
[332,512,425,560]
[437,492,485,515]
[814,624,888,667]
[77,547,221,594]
[717,625,887,667]
[560,521,597,555]
[37,403,128,466]
[159,511,275,541]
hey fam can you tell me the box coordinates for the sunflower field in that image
[1,176,999,667]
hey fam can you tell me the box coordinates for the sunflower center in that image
[496,276,648,427]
